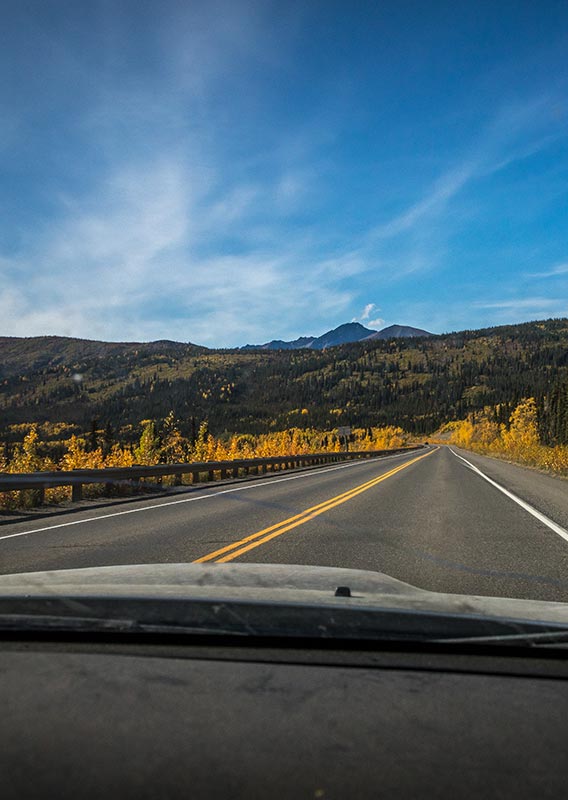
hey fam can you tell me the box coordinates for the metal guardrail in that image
[0,446,424,504]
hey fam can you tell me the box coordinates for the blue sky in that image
[1,0,568,347]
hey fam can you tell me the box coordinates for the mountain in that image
[364,324,432,341]
[0,335,206,377]
[314,322,376,348]
[243,322,432,350]
[1,319,567,441]
[242,336,316,351]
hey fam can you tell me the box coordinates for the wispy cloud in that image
[368,93,566,244]
[467,296,568,327]
[525,262,568,279]
[367,163,477,242]
[2,84,563,345]
[354,303,377,321]
[1,3,568,346]
[475,298,564,309]
[351,303,384,328]
[0,151,360,346]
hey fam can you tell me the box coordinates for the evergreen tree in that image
[103,422,114,457]
[88,419,99,452]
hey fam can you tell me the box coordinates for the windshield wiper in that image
[1,598,567,646]
[435,629,568,647]
[0,614,249,637]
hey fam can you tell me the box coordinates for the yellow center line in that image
[193,447,438,564]
[193,455,422,563]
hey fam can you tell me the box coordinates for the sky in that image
[1,0,568,347]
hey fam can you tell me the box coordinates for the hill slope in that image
[1,319,567,440]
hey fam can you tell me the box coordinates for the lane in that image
[449,445,568,532]
[194,448,436,563]
[0,448,427,575]
[233,446,568,602]
[449,448,568,544]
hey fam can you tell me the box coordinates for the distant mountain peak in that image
[363,324,432,341]
[242,322,432,351]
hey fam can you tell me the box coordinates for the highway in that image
[1,445,568,602]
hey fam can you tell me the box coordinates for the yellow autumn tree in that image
[500,398,539,460]
[61,435,105,470]
[191,421,211,462]
[104,444,136,467]
[160,412,187,463]
[9,425,45,473]
[134,421,160,465]
[446,398,568,475]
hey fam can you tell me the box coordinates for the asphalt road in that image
[2,445,568,602]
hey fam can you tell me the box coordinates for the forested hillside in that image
[1,319,567,444]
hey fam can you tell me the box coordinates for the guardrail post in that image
[208,469,214,482]
[33,487,45,506]
[174,473,182,486]
[220,468,227,480]
[72,483,82,502]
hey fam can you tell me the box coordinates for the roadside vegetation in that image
[0,417,410,510]
[441,398,568,476]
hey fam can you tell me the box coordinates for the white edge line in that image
[0,449,424,543]
[449,447,568,544]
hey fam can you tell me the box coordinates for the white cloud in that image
[353,303,377,321]
[469,296,568,325]
[0,151,361,346]
[475,298,563,310]
[2,7,567,348]
[362,92,567,279]
[3,83,563,346]
[525,262,568,279]
[367,163,477,242]
[352,303,384,329]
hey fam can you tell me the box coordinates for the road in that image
[1,445,568,602]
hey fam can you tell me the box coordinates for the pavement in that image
[1,445,568,602]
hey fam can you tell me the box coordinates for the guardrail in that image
[0,446,424,505]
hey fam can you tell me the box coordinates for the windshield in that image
[1,0,568,637]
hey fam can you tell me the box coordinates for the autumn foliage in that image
[442,398,568,474]
[1,417,411,509]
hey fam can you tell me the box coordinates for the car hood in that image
[0,562,567,625]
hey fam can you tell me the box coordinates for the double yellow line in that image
[193,447,438,564]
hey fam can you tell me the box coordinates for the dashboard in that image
[1,637,567,799]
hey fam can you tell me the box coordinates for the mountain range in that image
[1,318,566,441]
[242,322,432,350]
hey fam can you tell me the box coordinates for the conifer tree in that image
[88,419,99,452]
[103,422,115,457]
